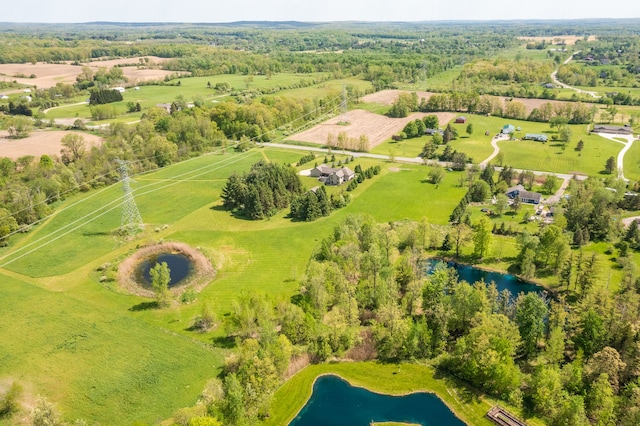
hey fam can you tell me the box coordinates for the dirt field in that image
[517,35,598,46]
[0,130,104,159]
[362,89,587,115]
[289,109,455,148]
[0,56,178,90]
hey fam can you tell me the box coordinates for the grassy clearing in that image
[266,362,496,426]
[0,146,468,423]
[623,139,640,182]
[44,73,365,121]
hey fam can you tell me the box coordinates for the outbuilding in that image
[501,124,515,135]
[455,116,467,124]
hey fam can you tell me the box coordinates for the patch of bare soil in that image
[0,130,103,159]
[117,242,215,298]
[0,56,180,89]
[289,109,455,149]
[517,35,597,46]
[361,89,435,106]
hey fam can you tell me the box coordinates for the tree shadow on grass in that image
[129,301,158,311]
[433,368,483,405]
[211,335,236,349]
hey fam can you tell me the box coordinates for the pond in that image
[135,252,193,288]
[425,259,543,296]
[289,375,465,426]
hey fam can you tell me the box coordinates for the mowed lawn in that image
[0,146,467,424]
[623,138,640,182]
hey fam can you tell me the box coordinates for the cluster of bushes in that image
[89,89,123,105]
[0,101,33,117]
[289,185,350,221]
[220,161,304,220]
[346,164,381,191]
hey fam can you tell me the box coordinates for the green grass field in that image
[0,147,467,424]
[43,73,369,122]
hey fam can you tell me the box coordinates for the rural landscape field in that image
[1,14,640,426]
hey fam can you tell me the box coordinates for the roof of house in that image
[525,133,548,140]
[520,191,542,202]
[506,184,526,194]
[592,125,632,134]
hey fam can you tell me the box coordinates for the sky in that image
[3,0,640,23]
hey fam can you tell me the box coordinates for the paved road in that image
[480,134,509,167]
[594,133,637,181]
[550,51,601,98]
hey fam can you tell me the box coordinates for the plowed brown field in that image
[0,130,103,159]
[289,109,455,148]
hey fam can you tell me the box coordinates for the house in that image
[156,103,172,114]
[543,83,554,89]
[592,125,633,135]
[455,116,467,124]
[505,184,542,205]
[425,128,444,136]
[310,164,355,186]
[0,95,8,100]
[524,133,548,142]
[501,124,515,135]
[23,89,31,93]
[113,87,126,93]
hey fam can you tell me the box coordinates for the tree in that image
[31,397,64,426]
[150,261,171,307]
[465,123,474,136]
[3,116,32,139]
[511,196,521,213]
[495,193,509,216]
[423,115,439,130]
[428,166,444,185]
[586,374,616,425]
[452,223,472,257]
[60,133,86,163]
[576,139,584,152]
[0,381,22,416]
[515,293,548,357]
[604,156,616,174]
[473,217,492,259]
[542,175,559,195]
[469,180,491,202]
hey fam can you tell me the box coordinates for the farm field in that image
[0,146,467,424]
[43,72,347,121]
[0,56,176,90]
[0,129,103,159]
[287,109,456,149]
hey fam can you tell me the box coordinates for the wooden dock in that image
[486,406,527,426]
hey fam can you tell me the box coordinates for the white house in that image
[113,87,126,93]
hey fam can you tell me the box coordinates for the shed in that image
[455,116,467,124]
[502,124,515,135]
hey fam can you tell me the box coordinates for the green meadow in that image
[0,146,467,424]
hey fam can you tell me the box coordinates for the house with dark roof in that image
[425,128,444,136]
[310,164,355,186]
[592,125,633,135]
[506,184,542,205]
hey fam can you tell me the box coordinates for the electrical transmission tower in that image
[117,160,144,235]
[341,84,348,115]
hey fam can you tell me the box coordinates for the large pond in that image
[135,252,193,288]
[425,259,543,296]
[289,375,465,426]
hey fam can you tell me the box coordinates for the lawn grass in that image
[266,362,496,426]
[623,138,640,182]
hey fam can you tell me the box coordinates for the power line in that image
[117,159,144,235]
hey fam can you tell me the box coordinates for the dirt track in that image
[0,130,103,159]
[289,109,455,148]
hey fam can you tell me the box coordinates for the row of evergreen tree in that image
[88,89,124,105]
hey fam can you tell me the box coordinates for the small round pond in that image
[425,259,544,296]
[135,252,194,288]
[289,375,465,426]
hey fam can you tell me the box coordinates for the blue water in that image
[289,375,465,426]
[425,259,543,296]
[135,253,193,287]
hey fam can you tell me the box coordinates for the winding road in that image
[594,133,637,181]
[550,51,601,98]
